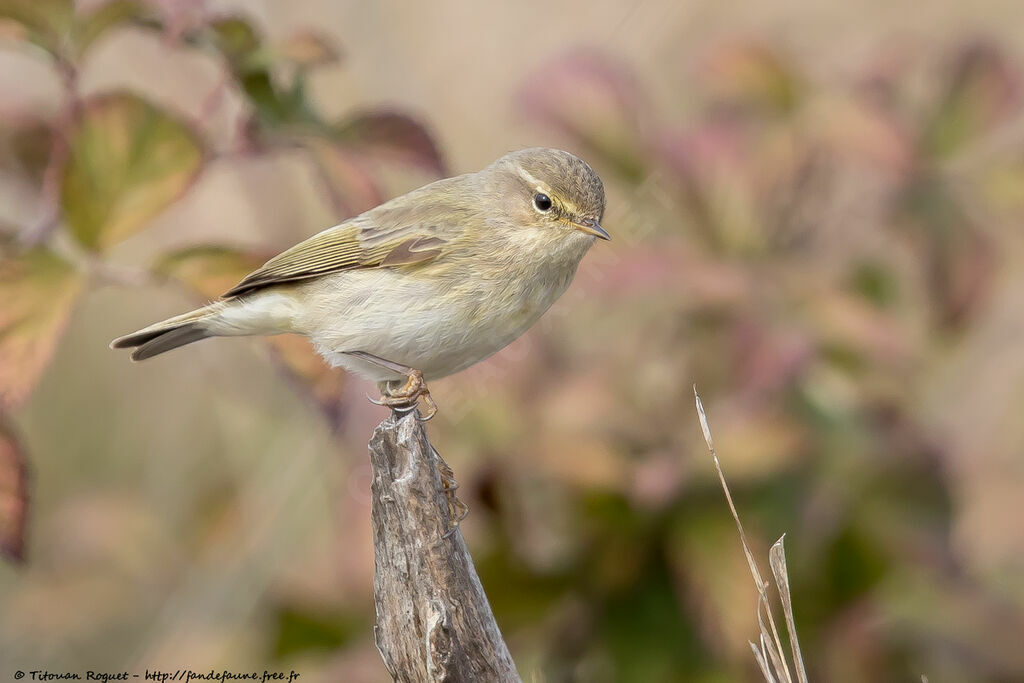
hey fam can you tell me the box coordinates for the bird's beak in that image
[572,218,610,240]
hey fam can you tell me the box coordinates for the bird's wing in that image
[222,189,464,298]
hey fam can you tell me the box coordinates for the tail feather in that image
[126,324,212,361]
[111,306,217,361]
[112,291,295,361]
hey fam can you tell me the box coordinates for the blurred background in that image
[3,0,1024,681]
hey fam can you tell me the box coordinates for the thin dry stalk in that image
[693,386,809,683]
[770,537,808,683]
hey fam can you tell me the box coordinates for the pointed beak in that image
[572,218,611,241]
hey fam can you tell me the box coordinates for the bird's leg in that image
[348,350,464,527]
[347,350,438,420]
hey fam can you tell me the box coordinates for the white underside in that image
[297,268,566,382]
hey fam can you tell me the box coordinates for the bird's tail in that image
[110,305,219,361]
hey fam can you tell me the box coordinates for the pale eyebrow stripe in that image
[517,168,550,194]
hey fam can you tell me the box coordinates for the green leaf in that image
[61,93,204,250]
[0,0,154,58]
[0,0,73,54]
[0,417,28,562]
[240,70,306,126]
[73,0,151,57]
[194,17,324,128]
[207,16,263,69]
[0,248,84,408]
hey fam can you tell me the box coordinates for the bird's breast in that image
[298,237,588,381]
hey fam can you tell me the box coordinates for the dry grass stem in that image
[693,386,809,683]
[770,537,809,683]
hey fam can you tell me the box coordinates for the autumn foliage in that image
[3,2,1024,681]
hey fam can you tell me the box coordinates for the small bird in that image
[111,147,609,417]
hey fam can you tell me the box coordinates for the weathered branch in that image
[369,410,520,682]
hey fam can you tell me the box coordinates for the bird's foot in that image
[348,351,438,421]
[376,370,438,421]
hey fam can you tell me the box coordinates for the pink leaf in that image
[335,110,447,176]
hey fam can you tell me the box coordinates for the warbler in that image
[111,147,609,416]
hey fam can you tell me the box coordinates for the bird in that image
[111,147,609,418]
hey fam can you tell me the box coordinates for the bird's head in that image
[486,148,609,244]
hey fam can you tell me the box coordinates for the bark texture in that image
[369,410,520,683]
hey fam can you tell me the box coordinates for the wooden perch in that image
[369,410,520,683]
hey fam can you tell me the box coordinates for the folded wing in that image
[223,212,451,298]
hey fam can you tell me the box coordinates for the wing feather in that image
[221,177,468,298]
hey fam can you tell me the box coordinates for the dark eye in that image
[533,193,553,213]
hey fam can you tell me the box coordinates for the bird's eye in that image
[533,193,553,213]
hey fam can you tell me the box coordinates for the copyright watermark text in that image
[11,671,300,683]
